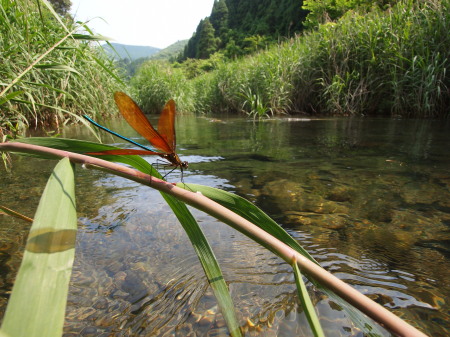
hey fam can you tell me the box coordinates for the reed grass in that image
[129,61,195,113]
[131,0,449,118]
[0,0,123,136]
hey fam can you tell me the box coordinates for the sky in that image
[70,0,215,49]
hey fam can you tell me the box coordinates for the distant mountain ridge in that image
[109,40,189,78]
[102,43,160,61]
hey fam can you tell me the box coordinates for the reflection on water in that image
[1,116,449,336]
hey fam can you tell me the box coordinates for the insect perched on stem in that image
[83,92,188,177]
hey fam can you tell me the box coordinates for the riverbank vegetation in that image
[0,0,123,136]
[1,0,449,137]
[132,0,449,118]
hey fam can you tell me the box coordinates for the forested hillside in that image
[180,0,308,60]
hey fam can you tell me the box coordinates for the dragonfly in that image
[83,92,188,177]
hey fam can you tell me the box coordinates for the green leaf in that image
[181,183,318,263]
[34,64,80,74]
[0,91,23,106]
[40,0,70,34]
[92,55,126,86]
[0,158,77,337]
[71,33,109,41]
[161,193,242,337]
[292,258,325,337]
[14,138,153,173]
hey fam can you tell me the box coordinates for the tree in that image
[224,38,241,59]
[48,0,72,17]
[302,0,396,28]
[210,0,229,47]
[181,0,309,60]
[243,35,268,54]
[184,33,199,59]
[196,18,217,59]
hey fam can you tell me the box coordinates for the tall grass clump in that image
[130,61,195,113]
[0,0,123,136]
[291,0,450,117]
[174,0,449,118]
[190,44,298,117]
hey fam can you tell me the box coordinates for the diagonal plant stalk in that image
[0,205,33,223]
[0,141,428,337]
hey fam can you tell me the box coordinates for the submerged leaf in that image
[292,257,324,337]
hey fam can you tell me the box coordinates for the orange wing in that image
[114,92,173,154]
[157,99,176,151]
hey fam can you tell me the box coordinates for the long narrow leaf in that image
[292,257,325,337]
[92,55,126,86]
[181,183,318,263]
[71,33,110,41]
[34,64,80,74]
[179,183,384,336]
[40,0,70,33]
[161,193,242,337]
[0,158,77,337]
[0,91,23,106]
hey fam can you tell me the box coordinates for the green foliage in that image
[301,0,450,117]
[303,0,398,28]
[242,35,270,54]
[292,259,325,337]
[210,0,229,48]
[0,0,123,135]
[180,0,308,60]
[133,0,449,118]
[226,0,307,37]
[130,61,195,113]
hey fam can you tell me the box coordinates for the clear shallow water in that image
[0,116,449,336]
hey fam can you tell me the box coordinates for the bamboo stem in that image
[0,142,428,337]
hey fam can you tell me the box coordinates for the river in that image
[1,115,449,336]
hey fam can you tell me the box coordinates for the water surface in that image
[0,115,449,336]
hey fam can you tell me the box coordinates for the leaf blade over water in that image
[1,157,77,337]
